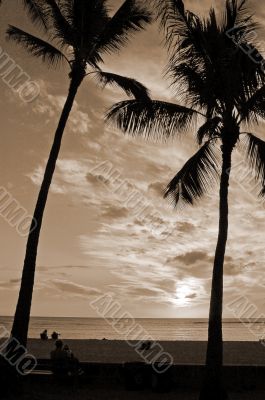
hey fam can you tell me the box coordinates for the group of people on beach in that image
[40,329,60,340]
[50,339,74,362]
[40,329,81,376]
[50,339,81,377]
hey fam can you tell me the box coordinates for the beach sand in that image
[27,339,265,365]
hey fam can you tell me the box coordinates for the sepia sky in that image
[0,0,265,319]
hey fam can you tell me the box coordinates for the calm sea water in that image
[0,317,263,341]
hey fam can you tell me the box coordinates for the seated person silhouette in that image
[51,331,60,340]
[40,329,48,340]
[63,344,73,359]
[63,344,82,376]
[50,340,69,376]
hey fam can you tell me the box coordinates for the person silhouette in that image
[63,344,73,359]
[63,344,82,375]
[51,331,60,340]
[50,340,69,376]
[40,329,48,340]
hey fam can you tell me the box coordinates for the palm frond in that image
[155,0,187,47]
[223,0,265,100]
[165,1,265,116]
[224,0,257,40]
[155,0,209,73]
[106,100,199,140]
[95,0,152,56]
[21,0,49,30]
[95,71,150,101]
[45,0,75,46]
[168,61,217,111]
[196,117,222,145]
[71,0,109,37]
[239,85,265,122]
[7,25,66,68]
[164,140,220,208]
[242,133,265,196]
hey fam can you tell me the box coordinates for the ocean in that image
[0,316,263,341]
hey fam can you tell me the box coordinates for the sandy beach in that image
[27,339,265,366]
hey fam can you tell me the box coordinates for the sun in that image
[174,281,196,307]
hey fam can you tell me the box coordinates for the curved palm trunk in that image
[199,144,233,400]
[11,74,83,347]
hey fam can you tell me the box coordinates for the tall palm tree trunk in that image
[11,74,83,347]
[200,143,233,400]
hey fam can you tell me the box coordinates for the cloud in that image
[32,81,92,134]
[148,181,164,197]
[101,205,129,220]
[48,279,100,297]
[27,159,90,196]
[0,279,20,290]
[169,250,211,266]
[37,265,92,272]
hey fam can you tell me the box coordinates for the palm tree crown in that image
[107,0,265,204]
[7,0,151,97]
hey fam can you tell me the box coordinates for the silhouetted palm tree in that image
[106,1,265,398]
[8,0,151,347]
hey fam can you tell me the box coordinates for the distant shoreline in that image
[1,316,264,341]
[2,315,265,322]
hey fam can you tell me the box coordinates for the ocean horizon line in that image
[1,316,265,322]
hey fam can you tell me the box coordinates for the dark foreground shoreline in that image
[8,381,265,400]
[2,340,265,399]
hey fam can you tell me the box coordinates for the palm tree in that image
[106,0,265,398]
[8,0,151,348]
